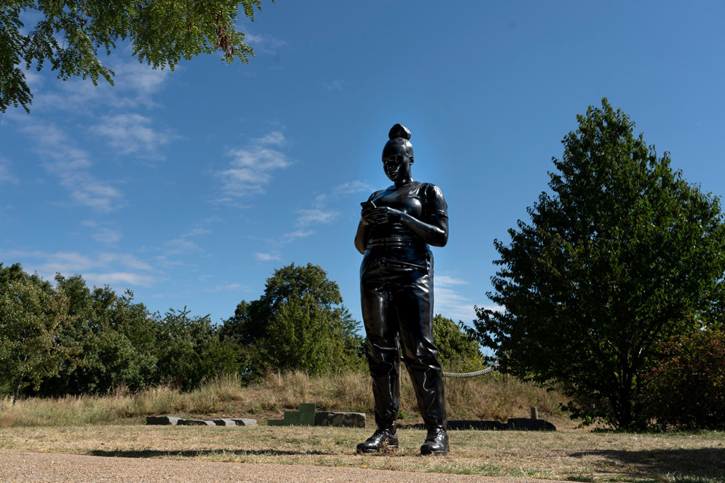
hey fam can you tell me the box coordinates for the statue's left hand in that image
[365,206,402,225]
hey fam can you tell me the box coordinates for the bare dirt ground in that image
[0,448,550,482]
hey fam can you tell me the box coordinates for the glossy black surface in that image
[355,124,449,437]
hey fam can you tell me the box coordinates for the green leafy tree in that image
[0,273,78,403]
[153,307,237,390]
[432,314,485,373]
[1,0,266,114]
[38,275,158,395]
[221,263,364,377]
[472,99,725,429]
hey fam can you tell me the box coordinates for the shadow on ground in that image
[569,447,725,481]
[89,448,333,459]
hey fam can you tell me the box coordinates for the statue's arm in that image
[375,184,449,247]
[355,219,370,254]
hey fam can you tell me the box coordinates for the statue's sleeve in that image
[425,184,448,220]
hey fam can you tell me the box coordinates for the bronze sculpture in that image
[355,124,449,456]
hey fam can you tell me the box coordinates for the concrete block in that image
[447,420,507,431]
[231,418,258,426]
[212,419,237,426]
[298,403,316,426]
[315,411,366,428]
[507,418,556,431]
[146,416,182,426]
[178,419,215,426]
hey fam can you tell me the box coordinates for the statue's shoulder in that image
[419,182,448,216]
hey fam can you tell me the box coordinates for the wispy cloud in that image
[434,274,481,323]
[0,249,154,287]
[20,122,124,212]
[245,33,287,54]
[205,283,251,293]
[323,80,344,91]
[30,58,171,113]
[215,131,292,201]
[90,113,176,159]
[83,223,122,246]
[295,208,339,227]
[255,252,281,262]
[280,229,314,244]
[0,157,19,185]
[161,228,210,256]
[333,180,373,195]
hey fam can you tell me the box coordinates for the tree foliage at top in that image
[1,0,266,114]
[472,99,725,429]
[220,263,364,377]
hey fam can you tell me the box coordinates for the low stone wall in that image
[146,416,258,426]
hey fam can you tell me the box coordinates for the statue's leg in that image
[361,282,401,430]
[396,268,446,430]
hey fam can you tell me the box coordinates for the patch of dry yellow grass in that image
[0,370,568,427]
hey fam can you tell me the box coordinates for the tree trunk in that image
[13,375,23,406]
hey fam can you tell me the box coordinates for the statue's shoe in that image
[356,428,399,453]
[420,427,449,455]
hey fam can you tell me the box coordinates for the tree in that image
[432,315,485,373]
[221,263,364,377]
[153,307,238,390]
[1,0,266,114]
[472,99,725,429]
[0,273,78,403]
[37,275,159,395]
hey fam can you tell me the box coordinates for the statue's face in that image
[382,143,413,183]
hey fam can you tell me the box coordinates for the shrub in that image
[641,329,725,430]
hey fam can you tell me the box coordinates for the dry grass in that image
[0,424,723,481]
[0,371,570,427]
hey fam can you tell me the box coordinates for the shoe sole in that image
[420,447,448,456]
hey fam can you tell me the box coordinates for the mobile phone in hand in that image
[360,200,377,209]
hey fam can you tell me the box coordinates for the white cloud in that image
[245,33,287,54]
[0,249,154,287]
[280,229,314,244]
[333,180,373,195]
[256,131,285,146]
[434,274,481,323]
[83,272,156,287]
[29,58,171,113]
[216,132,292,200]
[323,80,344,91]
[19,122,124,212]
[255,252,281,262]
[295,208,339,227]
[0,158,19,185]
[90,113,176,159]
[92,228,122,245]
[205,283,251,293]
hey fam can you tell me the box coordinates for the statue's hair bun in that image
[388,124,412,141]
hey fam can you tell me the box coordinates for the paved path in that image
[0,449,551,482]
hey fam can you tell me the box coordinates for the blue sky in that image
[1,1,725,329]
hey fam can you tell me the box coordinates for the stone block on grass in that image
[315,411,366,428]
[231,418,258,426]
[178,419,215,426]
[146,416,182,426]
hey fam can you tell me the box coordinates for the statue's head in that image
[382,124,414,161]
[382,124,414,183]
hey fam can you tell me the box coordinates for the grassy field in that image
[1,372,724,482]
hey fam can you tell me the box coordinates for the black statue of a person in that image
[354,123,449,456]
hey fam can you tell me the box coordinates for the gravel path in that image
[0,449,551,482]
